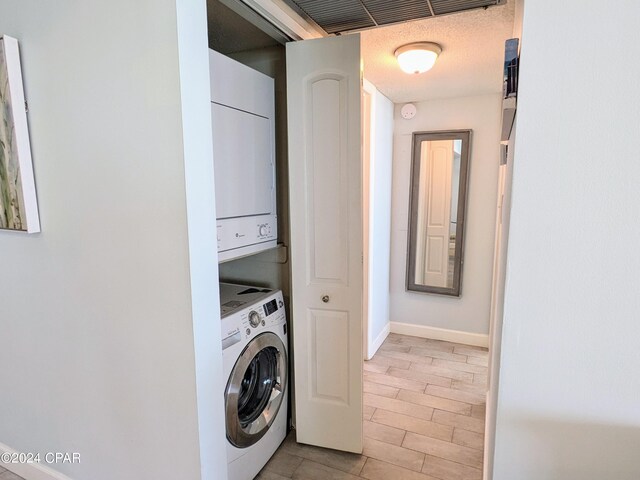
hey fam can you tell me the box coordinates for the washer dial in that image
[248,310,261,328]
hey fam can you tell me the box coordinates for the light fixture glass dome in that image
[395,42,442,74]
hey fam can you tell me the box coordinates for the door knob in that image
[321,295,330,303]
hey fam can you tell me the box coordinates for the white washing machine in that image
[219,282,288,480]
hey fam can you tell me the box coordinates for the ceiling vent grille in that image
[282,0,504,34]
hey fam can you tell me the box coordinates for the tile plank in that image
[452,345,488,358]
[425,385,485,405]
[292,459,362,480]
[452,428,484,450]
[367,355,412,369]
[378,342,412,353]
[387,367,452,388]
[376,349,435,366]
[450,380,487,395]
[409,363,474,382]
[364,392,434,420]
[431,358,487,374]
[282,437,366,475]
[364,372,427,392]
[364,381,399,398]
[432,410,485,434]
[364,419,406,446]
[470,404,486,419]
[360,458,440,480]
[396,389,472,415]
[409,346,468,363]
[422,454,483,480]
[364,362,390,374]
[473,374,488,386]
[264,449,304,477]
[257,470,293,480]
[403,432,483,469]
[371,409,453,442]
[386,336,458,354]
[466,355,489,367]
[363,437,425,472]
[363,404,376,420]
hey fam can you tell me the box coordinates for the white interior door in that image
[416,140,453,287]
[286,34,363,454]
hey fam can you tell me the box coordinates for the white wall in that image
[0,1,226,479]
[390,94,502,339]
[365,83,394,358]
[176,1,229,479]
[493,1,640,478]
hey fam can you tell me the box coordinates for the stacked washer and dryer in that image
[220,283,288,480]
[210,50,288,480]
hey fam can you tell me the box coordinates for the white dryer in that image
[219,283,288,480]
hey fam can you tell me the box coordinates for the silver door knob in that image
[321,295,330,303]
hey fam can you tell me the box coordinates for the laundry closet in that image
[207,3,291,479]
[207,0,394,478]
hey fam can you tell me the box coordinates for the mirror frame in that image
[406,130,472,297]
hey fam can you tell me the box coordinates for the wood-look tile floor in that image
[257,333,488,480]
[0,466,25,480]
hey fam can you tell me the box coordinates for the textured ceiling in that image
[359,0,515,103]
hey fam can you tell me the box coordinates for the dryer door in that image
[225,332,287,448]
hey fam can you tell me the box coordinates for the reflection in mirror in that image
[407,130,471,296]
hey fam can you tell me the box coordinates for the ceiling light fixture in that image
[394,42,442,74]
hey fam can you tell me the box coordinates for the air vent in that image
[292,0,374,34]
[430,0,499,15]
[282,0,504,34]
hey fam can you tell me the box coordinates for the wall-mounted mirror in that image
[407,130,471,296]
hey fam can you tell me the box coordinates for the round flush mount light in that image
[394,42,442,74]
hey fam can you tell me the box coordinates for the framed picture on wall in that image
[0,35,40,233]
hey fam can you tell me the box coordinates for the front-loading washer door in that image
[225,332,287,448]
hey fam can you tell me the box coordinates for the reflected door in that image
[415,140,454,287]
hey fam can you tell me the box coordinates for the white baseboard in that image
[0,442,73,480]
[390,322,489,348]
[367,322,391,359]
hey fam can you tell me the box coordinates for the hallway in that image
[258,333,488,479]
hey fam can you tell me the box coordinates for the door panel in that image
[286,34,363,453]
[309,309,350,403]
[308,75,349,283]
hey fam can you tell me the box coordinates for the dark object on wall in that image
[503,38,519,99]
[501,38,519,141]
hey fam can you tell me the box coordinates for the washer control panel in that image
[221,289,285,350]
